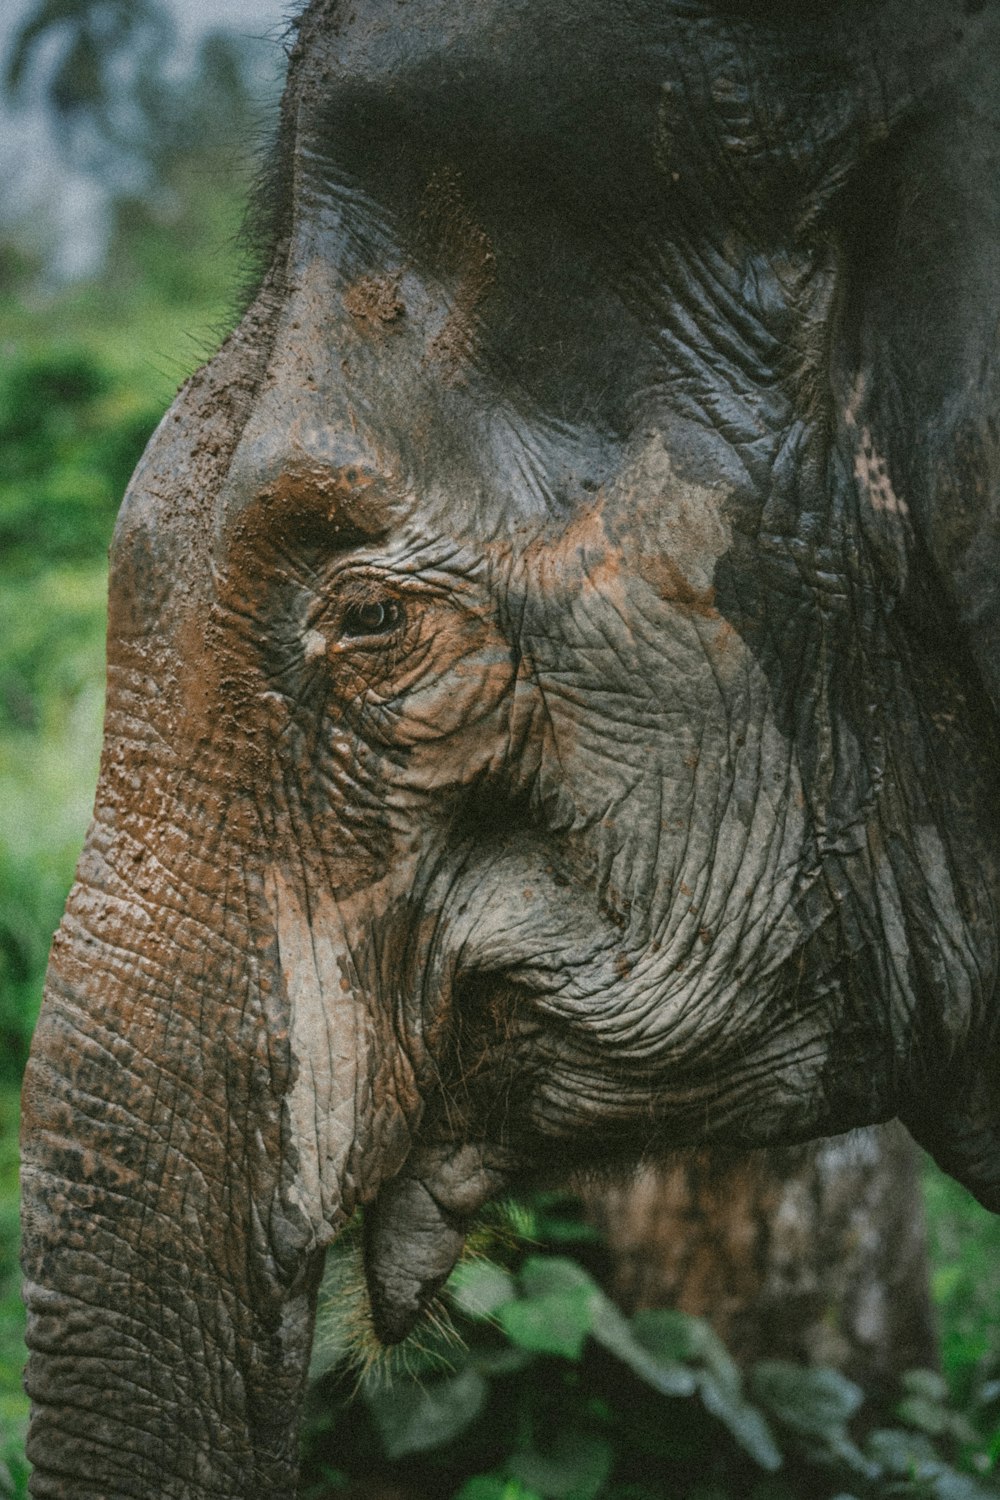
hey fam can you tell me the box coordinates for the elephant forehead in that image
[297,0,914,197]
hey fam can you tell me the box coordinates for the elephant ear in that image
[903,1057,1000,1216]
[847,28,1000,712]
[847,28,1000,1211]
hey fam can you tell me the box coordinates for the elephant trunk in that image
[20,830,408,1498]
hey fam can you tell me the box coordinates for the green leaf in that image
[507,1433,614,1500]
[627,1310,779,1467]
[456,1476,545,1500]
[749,1361,864,1439]
[589,1297,696,1397]
[536,1219,602,1245]
[365,1366,487,1459]
[632,1309,741,1395]
[749,1363,874,1478]
[519,1257,600,1298]
[454,1480,506,1500]
[902,1370,952,1404]
[895,1371,980,1448]
[867,1426,941,1475]
[697,1372,782,1472]
[927,1473,1000,1500]
[805,1432,878,1481]
[897,1395,951,1438]
[498,1288,594,1360]
[630,1308,707,1365]
[471,1343,536,1377]
[865,1432,1000,1499]
[494,1257,603,1359]
[449,1260,518,1319]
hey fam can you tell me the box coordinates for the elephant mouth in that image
[358,961,639,1345]
[362,1173,469,1344]
[361,972,536,1343]
[362,1139,518,1344]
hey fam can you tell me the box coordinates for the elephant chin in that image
[362,1144,511,1344]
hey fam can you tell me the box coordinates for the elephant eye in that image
[340,597,406,640]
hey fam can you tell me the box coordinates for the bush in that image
[300,1229,1000,1500]
[0,345,162,575]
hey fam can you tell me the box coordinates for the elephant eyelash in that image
[306,565,460,657]
[318,573,417,652]
[339,597,407,641]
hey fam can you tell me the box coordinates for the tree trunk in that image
[581,1121,936,1392]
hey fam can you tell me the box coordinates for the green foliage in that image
[301,1241,1000,1500]
[367,1367,491,1461]
[0,309,170,1493]
[924,1168,1000,1408]
[0,328,175,1080]
[0,64,258,1080]
[0,345,158,575]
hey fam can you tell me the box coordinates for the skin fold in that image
[19,0,1000,1494]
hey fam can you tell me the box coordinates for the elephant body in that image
[20,1,1000,1494]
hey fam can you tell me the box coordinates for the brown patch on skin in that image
[629,546,722,621]
[204,459,402,809]
[644,554,719,619]
[711,618,738,653]
[254,457,384,534]
[223,459,395,588]
[418,168,496,377]
[513,497,625,774]
[521,496,621,603]
[601,436,728,623]
[343,272,405,328]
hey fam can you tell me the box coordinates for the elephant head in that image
[21,0,1000,1493]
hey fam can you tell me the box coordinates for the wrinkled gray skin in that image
[20,0,1000,1494]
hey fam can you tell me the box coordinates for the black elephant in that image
[20,0,1000,1494]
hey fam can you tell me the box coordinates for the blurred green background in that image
[0,4,999,1497]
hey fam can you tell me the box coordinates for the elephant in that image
[19,0,1000,1494]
